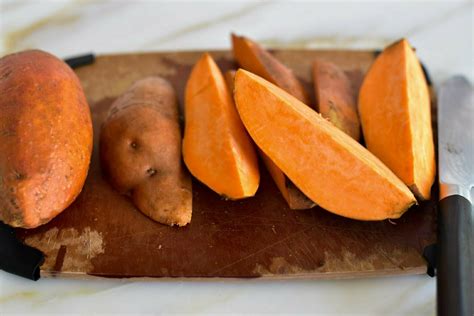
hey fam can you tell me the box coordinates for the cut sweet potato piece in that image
[234,69,416,220]
[100,77,192,227]
[183,53,259,199]
[231,33,311,105]
[313,59,361,141]
[358,39,435,200]
[225,68,314,209]
[262,155,316,209]
[231,34,315,209]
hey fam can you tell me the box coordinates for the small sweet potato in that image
[0,50,93,228]
[100,77,192,226]
[313,59,360,141]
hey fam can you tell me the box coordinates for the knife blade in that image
[437,75,473,316]
[438,76,473,201]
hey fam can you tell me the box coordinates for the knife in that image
[437,75,473,316]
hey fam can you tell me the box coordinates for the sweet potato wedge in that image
[313,59,360,141]
[234,69,416,220]
[232,34,315,209]
[231,33,311,105]
[225,68,314,209]
[183,53,259,199]
[100,77,192,226]
[0,50,93,228]
[358,39,435,200]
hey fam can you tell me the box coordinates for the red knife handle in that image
[437,194,473,316]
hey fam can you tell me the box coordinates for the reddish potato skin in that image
[0,50,93,228]
[313,59,361,141]
[231,34,311,106]
[100,77,192,226]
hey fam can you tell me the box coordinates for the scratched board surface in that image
[15,50,437,279]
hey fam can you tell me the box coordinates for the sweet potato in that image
[231,33,311,105]
[358,39,435,200]
[225,69,314,209]
[313,59,360,141]
[0,50,93,228]
[183,53,259,199]
[100,77,192,226]
[234,69,416,220]
[231,34,315,209]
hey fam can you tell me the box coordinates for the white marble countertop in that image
[0,0,472,314]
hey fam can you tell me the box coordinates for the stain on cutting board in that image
[24,227,104,273]
[15,50,437,279]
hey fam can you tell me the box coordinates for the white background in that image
[0,0,473,314]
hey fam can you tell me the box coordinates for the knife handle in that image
[437,195,473,316]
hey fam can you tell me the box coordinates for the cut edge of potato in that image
[235,69,416,221]
[183,53,260,200]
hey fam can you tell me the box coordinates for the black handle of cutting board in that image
[437,195,473,316]
[0,222,44,281]
[64,53,95,69]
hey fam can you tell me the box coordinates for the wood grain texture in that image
[14,50,437,279]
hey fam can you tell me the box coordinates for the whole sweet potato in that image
[100,77,192,226]
[0,50,93,228]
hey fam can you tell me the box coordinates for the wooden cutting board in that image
[15,50,437,279]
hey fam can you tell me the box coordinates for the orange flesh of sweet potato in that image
[358,39,435,200]
[231,34,311,105]
[183,53,259,199]
[0,50,93,228]
[231,34,315,209]
[313,59,361,141]
[234,69,416,220]
[100,77,192,226]
[225,69,314,209]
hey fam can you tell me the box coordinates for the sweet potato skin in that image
[100,77,192,226]
[0,50,93,228]
[313,59,360,141]
[358,39,435,200]
[232,34,311,105]
[263,153,316,210]
[224,70,237,93]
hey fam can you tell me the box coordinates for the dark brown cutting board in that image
[15,50,437,279]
